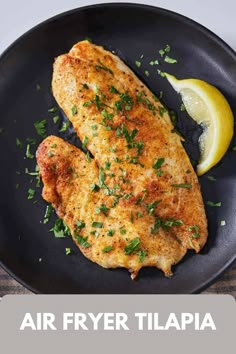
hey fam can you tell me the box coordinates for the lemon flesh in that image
[165,73,234,176]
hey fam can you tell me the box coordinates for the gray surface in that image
[0,0,235,295]
[0,295,235,353]
[0,0,236,54]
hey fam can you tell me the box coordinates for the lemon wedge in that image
[165,73,234,176]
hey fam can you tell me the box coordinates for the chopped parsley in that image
[27,188,35,200]
[146,200,161,215]
[90,183,100,192]
[16,138,23,149]
[220,220,226,226]
[95,204,109,215]
[107,229,115,237]
[110,86,120,94]
[65,248,72,255]
[136,212,143,218]
[92,221,103,228]
[59,121,70,132]
[207,201,222,207]
[171,183,192,189]
[47,151,54,157]
[207,176,217,181]
[83,83,89,89]
[86,151,91,163]
[119,227,127,235]
[188,225,200,239]
[124,237,141,255]
[26,138,36,145]
[48,107,57,113]
[150,60,159,65]
[159,44,171,57]
[26,144,34,159]
[105,161,111,170]
[102,246,113,253]
[151,217,183,234]
[91,124,97,131]
[95,62,113,75]
[83,100,93,107]
[75,220,86,230]
[135,60,142,68]
[43,204,53,224]
[164,56,177,64]
[71,105,77,115]
[137,249,147,263]
[50,218,71,238]
[34,119,47,138]
[82,136,89,148]
[153,158,165,170]
[145,70,150,77]
[159,106,167,117]
[75,235,91,248]
[157,69,166,77]
[53,115,60,124]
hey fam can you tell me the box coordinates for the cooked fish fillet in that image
[37,136,187,277]
[38,40,208,277]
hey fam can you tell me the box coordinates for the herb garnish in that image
[92,221,103,228]
[207,176,217,182]
[34,119,47,138]
[50,219,71,238]
[188,225,200,239]
[164,56,177,64]
[135,61,141,68]
[150,60,159,66]
[48,107,57,113]
[71,105,77,115]
[95,62,113,75]
[124,237,141,255]
[26,144,34,159]
[90,183,100,192]
[110,86,120,94]
[16,138,23,149]
[153,158,165,169]
[137,249,147,263]
[27,188,35,200]
[157,70,166,78]
[82,136,89,148]
[207,201,222,207]
[102,246,113,253]
[95,204,109,215]
[75,235,91,248]
[146,200,161,215]
[53,115,60,124]
[151,217,183,234]
[75,220,86,230]
[59,121,70,132]
[43,204,53,224]
[107,229,115,237]
[171,183,192,189]
[65,248,72,255]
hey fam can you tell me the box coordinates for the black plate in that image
[0,3,236,294]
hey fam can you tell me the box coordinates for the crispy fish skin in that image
[51,40,208,252]
[37,136,187,277]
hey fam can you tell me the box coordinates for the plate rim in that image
[0,2,236,294]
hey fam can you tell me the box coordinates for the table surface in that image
[0,0,236,296]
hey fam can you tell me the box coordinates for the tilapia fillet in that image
[37,40,208,278]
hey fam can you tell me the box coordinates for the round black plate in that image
[0,3,236,294]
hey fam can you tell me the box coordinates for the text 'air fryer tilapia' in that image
[37,40,208,278]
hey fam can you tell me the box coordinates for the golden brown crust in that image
[37,40,208,278]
